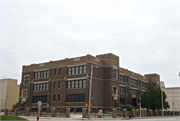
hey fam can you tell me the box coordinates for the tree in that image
[141,84,170,111]
[12,102,19,111]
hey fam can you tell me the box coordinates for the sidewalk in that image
[19,116,122,121]
[19,113,122,120]
[0,111,4,115]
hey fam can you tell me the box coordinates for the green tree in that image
[12,102,19,111]
[141,84,169,111]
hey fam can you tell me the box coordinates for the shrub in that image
[122,104,134,111]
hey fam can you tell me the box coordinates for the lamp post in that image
[161,87,164,116]
[139,97,141,117]
[88,64,98,119]
[171,92,174,116]
[179,72,180,116]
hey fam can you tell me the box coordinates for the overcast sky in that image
[0,0,179,87]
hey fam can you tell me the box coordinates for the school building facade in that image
[18,53,160,112]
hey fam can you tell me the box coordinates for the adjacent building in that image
[19,53,160,112]
[160,81,180,111]
[0,78,20,110]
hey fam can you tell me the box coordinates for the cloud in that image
[1,1,179,87]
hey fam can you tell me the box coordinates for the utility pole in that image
[161,88,163,116]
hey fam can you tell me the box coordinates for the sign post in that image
[37,101,42,117]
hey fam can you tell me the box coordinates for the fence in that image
[17,110,26,116]
[54,109,66,117]
[41,111,51,117]
[4,108,180,118]
[7,110,14,115]
[29,110,38,116]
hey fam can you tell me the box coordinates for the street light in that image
[161,87,164,116]
[179,72,180,116]
[88,65,98,119]
[171,92,174,116]
[139,97,141,118]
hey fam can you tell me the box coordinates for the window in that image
[79,80,82,88]
[58,82,61,88]
[54,69,57,76]
[119,86,125,93]
[40,71,44,78]
[119,75,125,82]
[59,69,61,75]
[120,98,125,105]
[141,81,148,88]
[80,66,82,74]
[130,89,138,95]
[113,69,116,79]
[53,95,56,101]
[34,70,49,79]
[68,68,71,75]
[132,98,136,106]
[22,90,27,97]
[24,76,29,85]
[33,83,48,91]
[67,79,86,89]
[35,73,37,79]
[58,95,60,101]
[66,94,85,102]
[75,67,79,74]
[83,66,86,73]
[32,95,47,103]
[83,80,86,87]
[113,87,117,94]
[67,65,86,75]
[54,82,56,89]
[130,78,137,86]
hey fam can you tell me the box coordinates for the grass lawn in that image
[1,115,28,120]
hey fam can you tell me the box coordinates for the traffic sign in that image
[37,101,42,107]
[90,97,94,99]
[89,102,92,107]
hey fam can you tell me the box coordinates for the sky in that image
[0,0,179,87]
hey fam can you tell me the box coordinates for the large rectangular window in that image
[130,89,138,95]
[119,75,125,82]
[67,79,86,89]
[32,95,47,103]
[67,65,86,75]
[119,86,125,93]
[66,94,85,102]
[34,70,49,79]
[141,81,148,88]
[130,78,137,86]
[33,83,48,91]
[120,98,125,105]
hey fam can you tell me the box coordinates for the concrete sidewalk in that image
[19,114,122,121]
[19,116,122,121]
